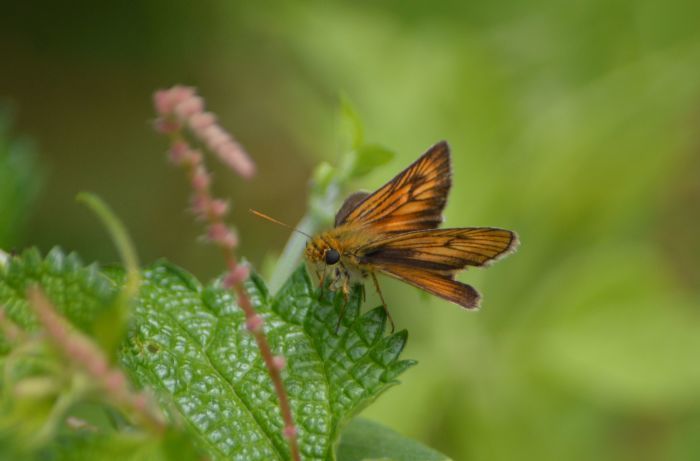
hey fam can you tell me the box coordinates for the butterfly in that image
[254,141,518,330]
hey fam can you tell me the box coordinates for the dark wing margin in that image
[335,141,452,234]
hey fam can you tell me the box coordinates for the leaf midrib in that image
[151,286,286,461]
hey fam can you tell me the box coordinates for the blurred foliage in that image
[0,249,196,461]
[337,418,449,461]
[0,107,41,249]
[0,247,424,460]
[2,0,700,460]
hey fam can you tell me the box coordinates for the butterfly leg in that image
[317,266,328,300]
[371,272,395,333]
[334,271,351,334]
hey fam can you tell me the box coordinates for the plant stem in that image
[153,85,302,461]
[268,214,315,293]
[268,178,341,294]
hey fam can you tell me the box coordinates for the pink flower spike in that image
[86,355,109,376]
[133,393,149,412]
[187,150,203,167]
[245,314,264,332]
[224,264,249,288]
[65,339,88,362]
[221,230,239,250]
[217,142,256,179]
[191,165,211,192]
[189,112,217,133]
[174,96,204,120]
[155,86,197,116]
[42,313,67,339]
[190,195,210,220]
[208,223,238,250]
[170,86,196,104]
[203,125,231,150]
[153,117,182,134]
[209,199,229,218]
[208,222,230,243]
[272,355,286,370]
[153,90,175,115]
[169,141,190,165]
[284,425,298,439]
[105,370,127,395]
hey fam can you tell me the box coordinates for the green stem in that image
[76,192,140,297]
[268,214,316,293]
[34,378,84,445]
[268,179,341,293]
[76,192,140,355]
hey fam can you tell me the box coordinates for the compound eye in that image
[325,248,340,265]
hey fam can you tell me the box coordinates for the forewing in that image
[336,141,451,233]
[359,227,518,308]
[359,228,519,271]
[335,191,370,226]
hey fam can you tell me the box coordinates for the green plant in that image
[0,89,450,461]
[0,106,41,248]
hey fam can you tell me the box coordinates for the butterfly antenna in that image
[249,209,313,238]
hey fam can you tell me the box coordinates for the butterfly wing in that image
[335,141,451,234]
[357,228,518,308]
[359,228,518,270]
[334,191,370,226]
[371,264,482,308]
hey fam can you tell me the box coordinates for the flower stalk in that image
[152,85,301,461]
[25,287,165,434]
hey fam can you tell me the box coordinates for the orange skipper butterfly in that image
[254,141,518,329]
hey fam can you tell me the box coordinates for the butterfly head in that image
[304,235,342,267]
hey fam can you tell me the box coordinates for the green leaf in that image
[337,418,451,461]
[0,248,202,460]
[348,144,396,179]
[121,262,414,460]
[0,249,417,460]
[338,93,365,151]
[0,247,117,344]
[335,95,396,181]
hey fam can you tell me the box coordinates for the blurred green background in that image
[2,1,700,460]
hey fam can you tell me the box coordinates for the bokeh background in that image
[2,1,700,460]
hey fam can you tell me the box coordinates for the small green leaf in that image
[311,161,337,194]
[348,144,396,179]
[337,418,451,461]
[0,247,117,338]
[77,192,141,357]
[338,94,364,151]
